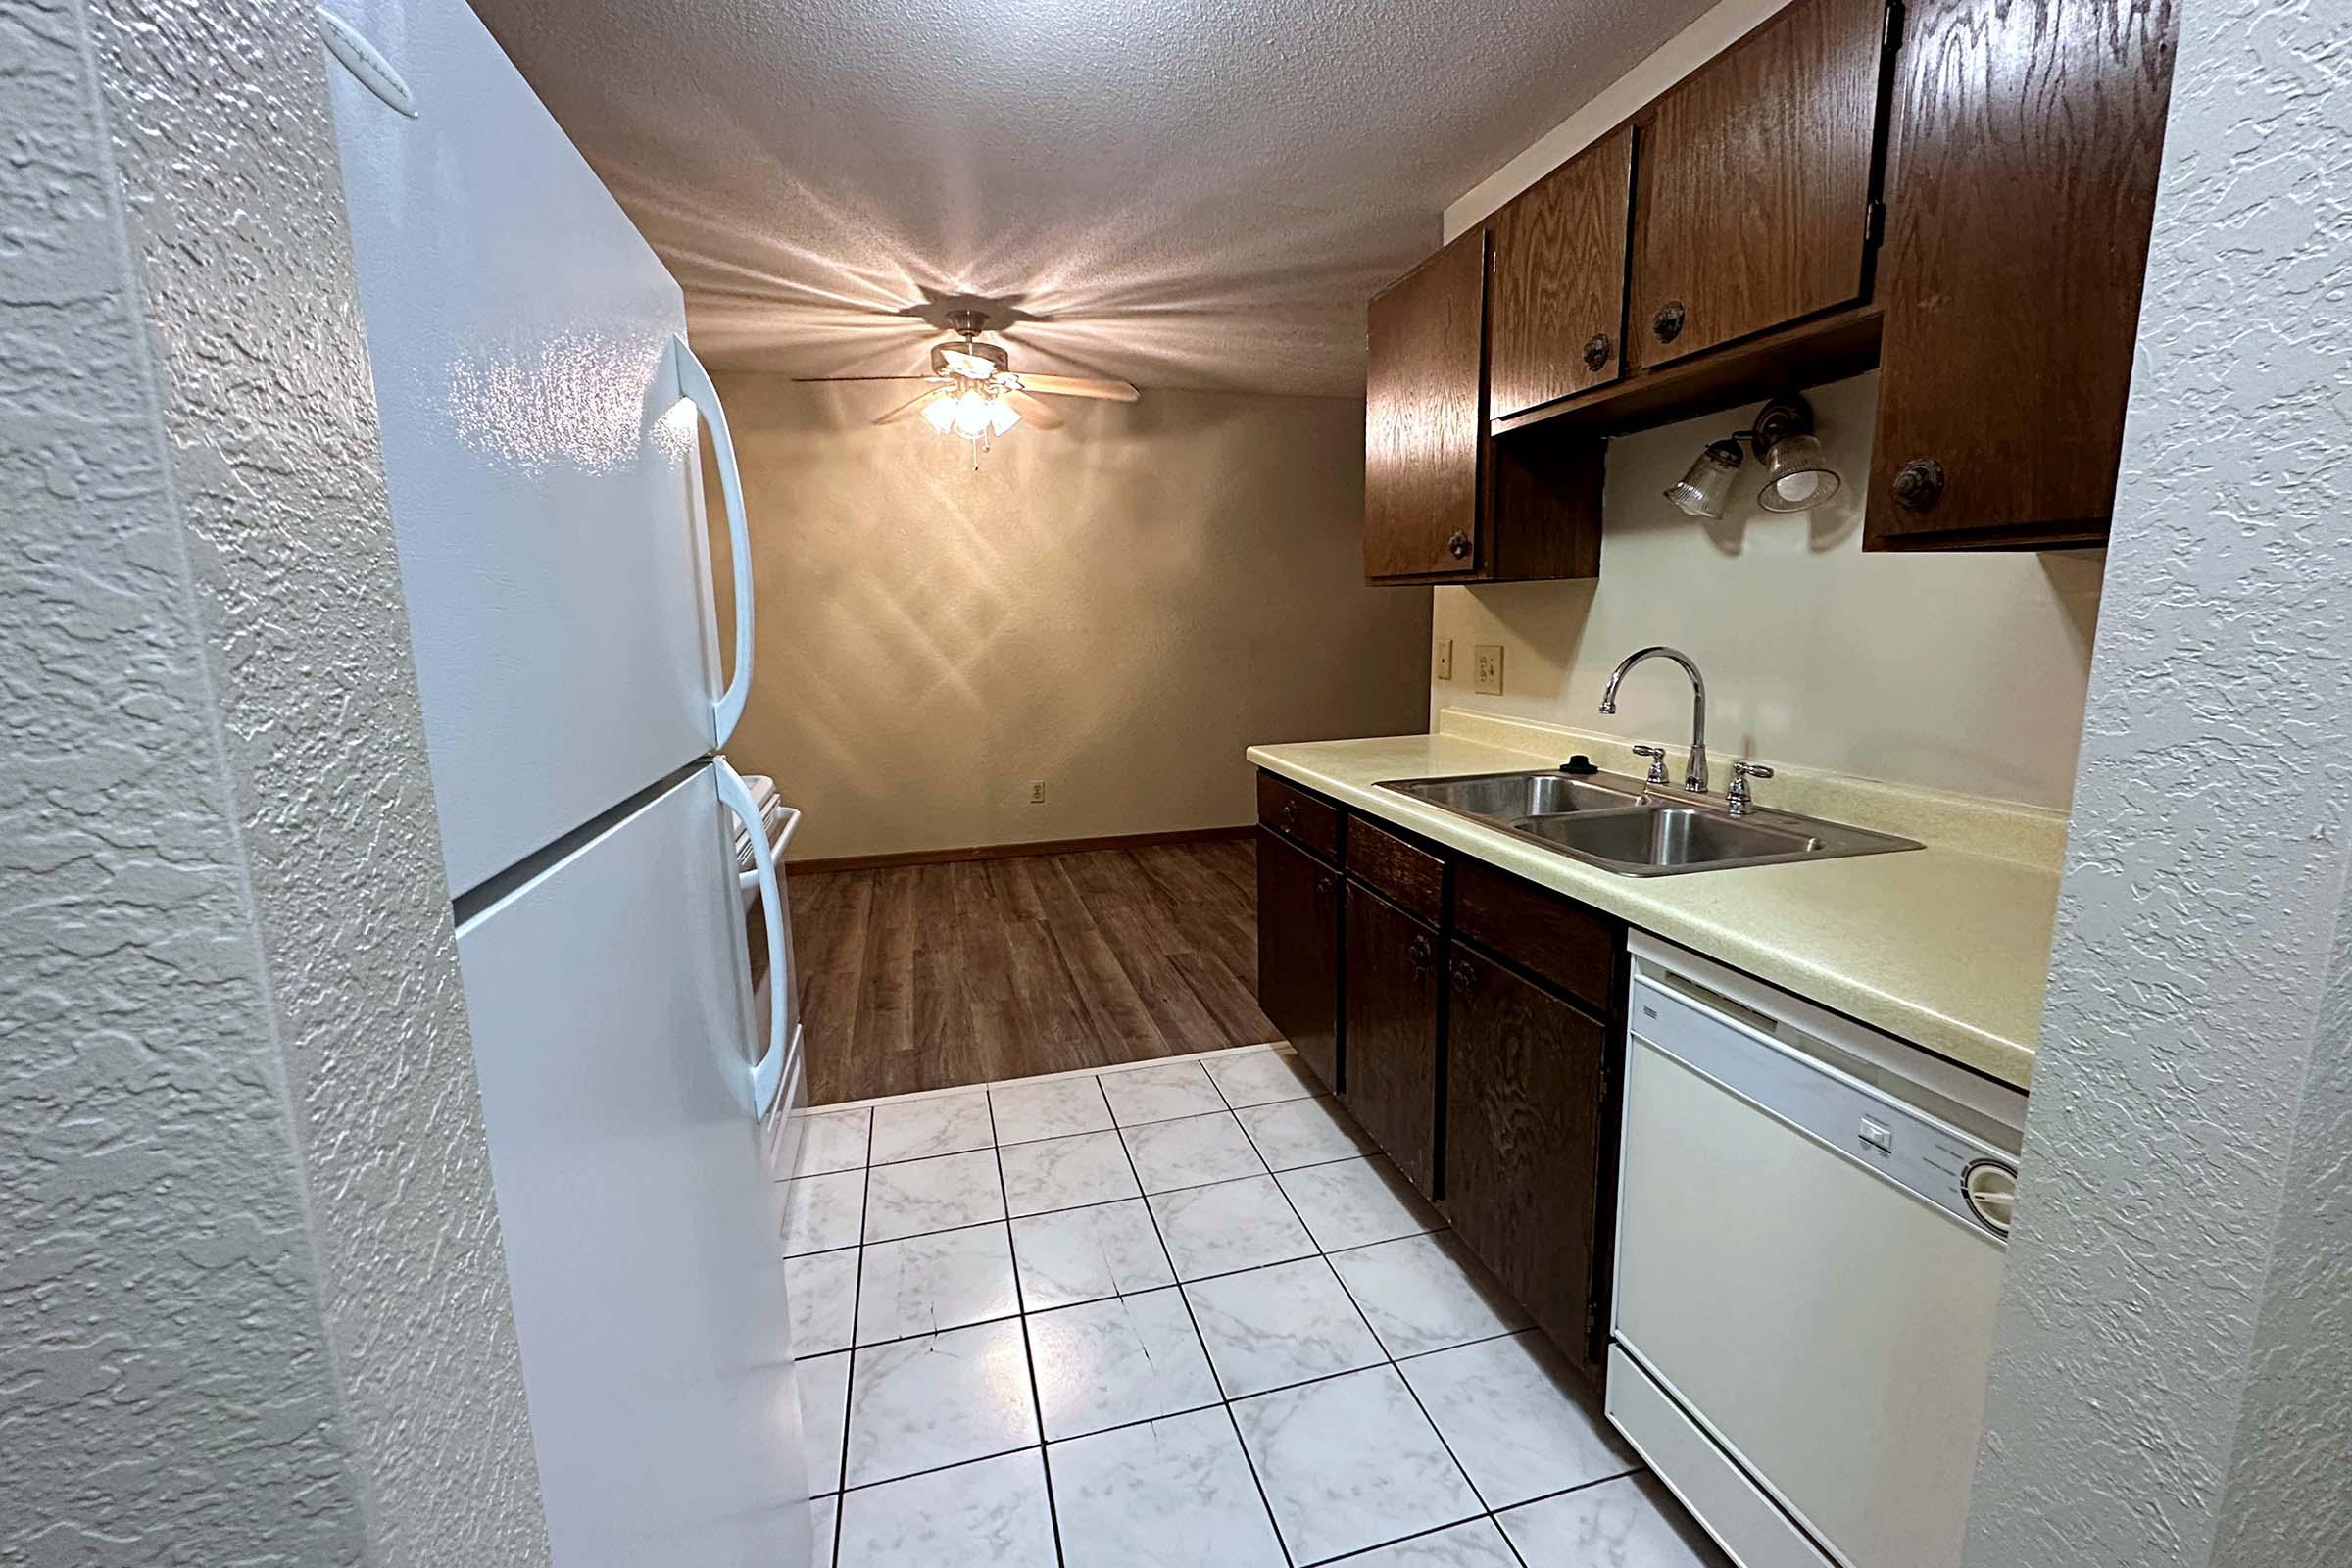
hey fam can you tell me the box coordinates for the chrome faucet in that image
[1599,646,1709,792]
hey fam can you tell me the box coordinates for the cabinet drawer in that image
[1347,814,1445,923]
[1256,771,1341,862]
[1452,859,1616,1014]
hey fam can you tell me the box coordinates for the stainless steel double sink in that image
[1375,768,1921,877]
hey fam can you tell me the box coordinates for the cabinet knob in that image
[1582,333,1612,371]
[1312,873,1335,901]
[1446,530,1471,560]
[1891,458,1946,512]
[1409,933,1434,968]
[1281,802,1300,830]
[1450,957,1478,992]
[1651,301,1686,343]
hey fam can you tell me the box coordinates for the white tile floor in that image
[779,1044,1730,1568]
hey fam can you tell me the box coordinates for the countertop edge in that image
[1247,740,2040,1092]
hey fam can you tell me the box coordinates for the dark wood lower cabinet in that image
[1443,941,1611,1381]
[1255,828,1341,1093]
[1342,884,1442,1197]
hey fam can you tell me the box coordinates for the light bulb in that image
[951,389,992,438]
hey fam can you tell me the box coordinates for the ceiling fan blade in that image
[1004,389,1063,430]
[1012,372,1140,403]
[875,388,943,425]
[796,374,940,384]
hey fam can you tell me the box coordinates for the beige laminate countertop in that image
[1247,728,2063,1090]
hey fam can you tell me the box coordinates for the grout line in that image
[1102,1085,1296,1568]
[988,1091,1066,1568]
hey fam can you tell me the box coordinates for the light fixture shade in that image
[1755,432,1840,513]
[987,398,1020,436]
[1666,440,1743,519]
[921,394,957,432]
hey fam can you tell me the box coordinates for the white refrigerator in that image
[319,2,811,1563]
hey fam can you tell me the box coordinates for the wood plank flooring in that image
[789,833,1275,1104]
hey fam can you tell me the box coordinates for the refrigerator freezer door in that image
[323,0,724,896]
[455,765,809,1568]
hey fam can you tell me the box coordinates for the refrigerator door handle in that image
[713,758,787,1120]
[670,335,755,748]
[739,805,801,893]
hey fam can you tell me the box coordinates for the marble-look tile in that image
[1399,1330,1638,1509]
[1238,1095,1376,1171]
[783,1246,858,1356]
[1185,1257,1385,1397]
[856,1223,1019,1346]
[1099,1060,1227,1126]
[996,1130,1141,1217]
[788,1106,871,1176]
[1340,1518,1523,1567]
[869,1090,995,1165]
[843,1318,1039,1488]
[1497,1474,1732,1568]
[1232,1365,1482,1565]
[797,1349,850,1495]
[1025,1286,1222,1440]
[781,1168,865,1257]
[863,1150,1005,1243]
[1327,1232,1530,1359]
[835,1448,1057,1568]
[1148,1175,1316,1281]
[989,1074,1114,1145]
[810,1494,837,1564]
[1049,1406,1288,1568]
[1120,1110,1267,1193]
[1009,1198,1175,1311]
[1277,1156,1444,1252]
[1206,1048,1323,1108]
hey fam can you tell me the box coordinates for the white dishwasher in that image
[1606,933,2025,1568]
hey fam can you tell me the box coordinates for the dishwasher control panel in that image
[1631,975,2019,1242]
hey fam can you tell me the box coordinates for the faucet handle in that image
[1726,760,1774,815]
[1630,744,1670,785]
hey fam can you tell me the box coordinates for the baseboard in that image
[791,823,1253,875]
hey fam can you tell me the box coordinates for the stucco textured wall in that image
[2,1,547,1562]
[1961,0,2352,1563]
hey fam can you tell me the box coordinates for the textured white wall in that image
[709,377,1432,862]
[1,1,546,1562]
[1961,0,2352,1562]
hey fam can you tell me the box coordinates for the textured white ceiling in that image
[472,0,1713,395]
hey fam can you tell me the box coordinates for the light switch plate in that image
[1473,644,1504,695]
[1433,637,1454,680]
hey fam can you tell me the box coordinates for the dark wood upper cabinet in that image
[1342,883,1442,1197]
[1365,228,1606,585]
[1864,0,2180,550]
[1443,942,1612,1381]
[1489,126,1637,418]
[1366,229,1488,579]
[1256,827,1342,1094]
[1628,0,1890,369]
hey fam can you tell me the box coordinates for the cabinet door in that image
[1256,829,1342,1092]
[1444,943,1608,1375]
[1864,0,2178,549]
[1489,126,1637,417]
[1342,884,1442,1196]
[1365,229,1488,579]
[1628,0,1888,368]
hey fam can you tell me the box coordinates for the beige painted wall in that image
[709,376,1430,861]
[1431,373,2104,808]
[1433,0,2104,810]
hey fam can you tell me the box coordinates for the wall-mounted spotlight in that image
[1664,392,1842,519]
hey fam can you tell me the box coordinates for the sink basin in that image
[1512,808,1822,872]
[1385,771,1644,818]
[1374,768,1921,876]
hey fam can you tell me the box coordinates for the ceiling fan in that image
[802,310,1139,462]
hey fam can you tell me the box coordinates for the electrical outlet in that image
[1028,780,1047,805]
[1433,637,1454,681]
[1473,644,1504,695]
